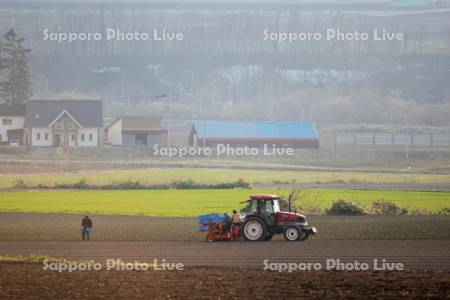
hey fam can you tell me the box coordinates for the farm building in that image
[0,104,26,145]
[189,120,319,148]
[106,116,168,146]
[24,100,103,147]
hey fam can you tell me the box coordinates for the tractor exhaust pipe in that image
[288,195,292,213]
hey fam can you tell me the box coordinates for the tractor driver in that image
[231,210,242,225]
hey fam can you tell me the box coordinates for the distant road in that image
[0,183,450,192]
[2,183,450,192]
[0,240,449,270]
[2,156,449,175]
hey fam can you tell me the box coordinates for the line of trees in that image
[0,29,32,105]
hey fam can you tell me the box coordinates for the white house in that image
[0,104,26,145]
[24,100,103,147]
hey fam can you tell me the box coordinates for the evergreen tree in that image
[0,29,32,105]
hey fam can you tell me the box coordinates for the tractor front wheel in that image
[242,218,267,241]
[284,226,301,241]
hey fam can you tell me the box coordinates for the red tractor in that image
[241,194,316,241]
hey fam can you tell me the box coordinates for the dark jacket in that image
[81,217,93,228]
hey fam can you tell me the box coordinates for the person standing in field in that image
[81,216,93,241]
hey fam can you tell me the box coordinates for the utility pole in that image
[405,119,409,159]
[167,119,171,148]
[202,118,206,148]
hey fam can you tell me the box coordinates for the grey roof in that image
[25,100,103,127]
[0,104,25,116]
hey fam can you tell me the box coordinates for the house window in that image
[89,134,93,141]
[2,119,12,125]
[37,133,41,141]
[81,134,85,141]
[44,133,48,141]
[71,134,75,141]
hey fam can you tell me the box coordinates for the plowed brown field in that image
[1,240,450,270]
[1,213,449,299]
[0,264,449,299]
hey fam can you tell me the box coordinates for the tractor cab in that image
[242,194,280,226]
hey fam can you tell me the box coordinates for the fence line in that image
[335,133,450,149]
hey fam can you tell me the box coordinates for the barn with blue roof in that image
[189,120,319,148]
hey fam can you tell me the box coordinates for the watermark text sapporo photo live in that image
[263,259,405,272]
[43,259,184,272]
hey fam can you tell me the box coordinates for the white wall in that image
[78,127,98,147]
[0,116,24,142]
[107,119,122,145]
[31,127,53,147]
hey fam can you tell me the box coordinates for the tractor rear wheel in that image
[242,218,267,241]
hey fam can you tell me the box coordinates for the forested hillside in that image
[1,4,449,125]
